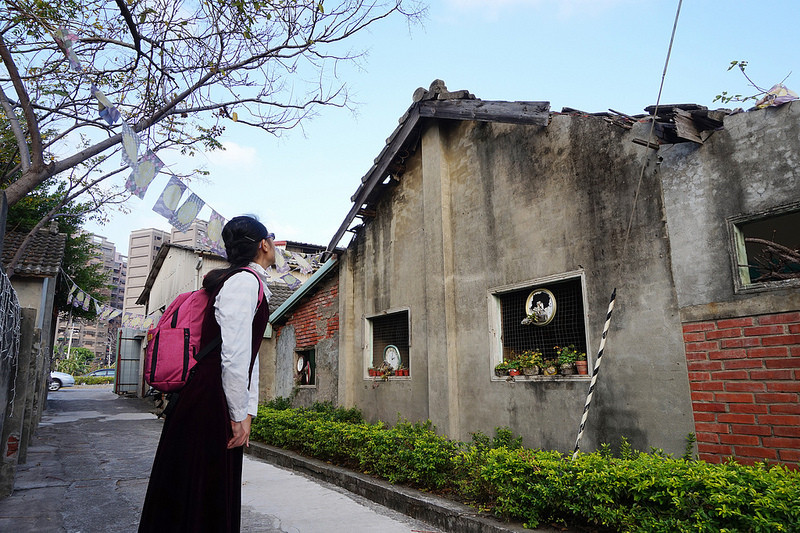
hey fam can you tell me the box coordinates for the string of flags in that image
[50,25,322,288]
[61,269,155,329]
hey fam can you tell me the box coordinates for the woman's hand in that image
[227,414,252,449]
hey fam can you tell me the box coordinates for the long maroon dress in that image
[139,276,270,533]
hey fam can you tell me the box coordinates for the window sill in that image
[363,376,411,381]
[491,374,590,382]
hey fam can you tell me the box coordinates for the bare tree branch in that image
[0,0,426,206]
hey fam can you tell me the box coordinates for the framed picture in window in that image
[525,288,556,326]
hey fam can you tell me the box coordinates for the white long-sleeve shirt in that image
[214,262,271,422]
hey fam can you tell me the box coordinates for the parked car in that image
[84,368,116,378]
[49,371,76,391]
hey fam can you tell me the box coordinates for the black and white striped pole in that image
[572,288,617,460]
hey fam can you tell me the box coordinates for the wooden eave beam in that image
[418,99,550,126]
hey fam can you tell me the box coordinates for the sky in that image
[84,0,800,255]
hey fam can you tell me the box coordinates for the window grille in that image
[498,277,586,362]
[369,311,410,371]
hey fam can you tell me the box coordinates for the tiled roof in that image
[2,230,67,277]
[268,282,295,310]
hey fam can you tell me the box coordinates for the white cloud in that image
[205,141,262,172]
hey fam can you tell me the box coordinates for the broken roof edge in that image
[269,257,338,324]
[324,80,551,256]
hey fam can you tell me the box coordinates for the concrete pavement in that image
[0,387,559,533]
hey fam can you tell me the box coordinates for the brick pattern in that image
[683,312,800,469]
[278,280,339,349]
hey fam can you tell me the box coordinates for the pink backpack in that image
[144,267,264,392]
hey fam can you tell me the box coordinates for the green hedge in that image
[250,404,799,532]
[74,376,114,385]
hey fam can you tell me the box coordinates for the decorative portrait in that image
[524,288,556,326]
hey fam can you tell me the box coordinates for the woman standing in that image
[139,216,275,533]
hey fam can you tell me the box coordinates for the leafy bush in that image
[74,376,114,385]
[264,396,294,410]
[251,407,800,532]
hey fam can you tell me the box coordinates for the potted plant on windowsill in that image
[494,361,510,377]
[575,351,589,375]
[519,350,543,376]
[542,359,558,376]
[555,345,584,375]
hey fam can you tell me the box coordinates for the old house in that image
[268,259,339,406]
[324,81,799,466]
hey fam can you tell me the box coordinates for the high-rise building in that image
[123,228,170,317]
[123,221,208,317]
[56,234,127,366]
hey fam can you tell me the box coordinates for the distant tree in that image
[0,0,425,207]
[54,346,95,374]
[6,179,109,320]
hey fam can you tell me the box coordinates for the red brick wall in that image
[277,278,339,349]
[683,311,800,469]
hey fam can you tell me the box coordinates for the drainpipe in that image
[194,256,203,291]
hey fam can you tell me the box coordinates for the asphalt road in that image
[0,386,443,533]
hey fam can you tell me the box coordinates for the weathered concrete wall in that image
[660,103,800,315]
[274,325,297,399]
[343,115,695,455]
[11,279,43,322]
[0,308,36,498]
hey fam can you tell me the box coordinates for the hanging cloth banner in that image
[72,291,85,308]
[108,309,122,320]
[91,84,121,125]
[199,210,227,256]
[125,150,164,198]
[170,192,205,232]
[152,176,186,219]
[273,247,289,273]
[280,272,302,290]
[53,27,81,71]
[121,121,140,171]
[82,294,91,311]
[294,253,312,275]
[66,283,78,305]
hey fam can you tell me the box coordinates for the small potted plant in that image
[542,359,558,376]
[494,361,510,377]
[575,351,589,375]
[508,360,521,377]
[555,345,583,375]
[519,350,543,376]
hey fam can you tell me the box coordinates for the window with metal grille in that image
[498,277,587,362]
[729,206,800,290]
[490,273,589,375]
[366,310,410,377]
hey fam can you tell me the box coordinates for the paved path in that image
[0,387,442,533]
